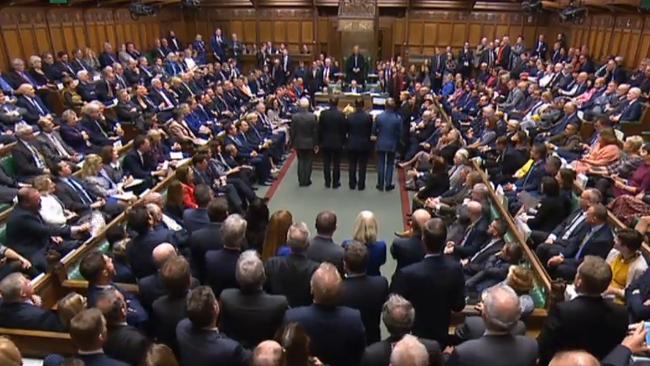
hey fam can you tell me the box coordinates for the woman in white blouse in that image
[33,175,73,226]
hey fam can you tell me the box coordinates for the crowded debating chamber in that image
[3,0,650,365]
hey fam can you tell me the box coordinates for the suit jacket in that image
[188,222,223,279]
[264,253,319,307]
[182,208,210,233]
[36,131,76,164]
[77,352,129,366]
[374,111,402,152]
[6,206,70,261]
[361,335,441,366]
[340,274,389,344]
[447,333,537,366]
[306,235,344,269]
[204,248,240,296]
[54,176,97,213]
[527,195,569,233]
[465,238,505,276]
[127,227,177,279]
[175,318,250,366]
[0,301,65,332]
[291,111,318,150]
[454,216,490,259]
[560,224,614,262]
[391,255,465,343]
[538,295,628,365]
[81,117,112,147]
[284,304,366,366]
[455,316,526,342]
[219,288,289,348]
[104,324,150,366]
[390,235,425,271]
[620,99,644,122]
[152,294,187,352]
[61,124,89,153]
[99,52,119,68]
[137,272,167,311]
[318,107,348,149]
[122,150,157,186]
[346,110,373,151]
[12,139,47,180]
[15,95,49,125]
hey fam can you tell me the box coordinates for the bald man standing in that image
[390,209,431,272]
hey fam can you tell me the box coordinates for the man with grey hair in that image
[13,123,50,182]
[265,222,319,307]
[0,273,65,331]
[361,294,441,366]
[220,250,288,348]
[390,334,429,366]
[290,97,318,186]
[76,69,98,102]
[447,285,537,366]
[204,214,246,296]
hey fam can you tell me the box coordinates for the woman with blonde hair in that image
[343,210,386,276]
[80,154,121,198]
[262,210,294,260]
[142,343,179,366]
[34,174,70,226]
[57,292,87,329]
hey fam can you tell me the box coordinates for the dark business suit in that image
[36,131,77,165]
[619,99,644,122]
[307,235,344,270]
[137,272,167,311]
[340,274,389,344]
[284,304,366,366]
[182,208,210,233]
[455,315,526,342]
[319,107,347,187]
[537,295,628,365]
[265,253,319,307]
[347,110,373,189]
[453,216,490,259]
[12,139,48,182]
[464,238,505,277]
[219,288,289,348]
[447,333,538,366]
[175,318,250,366]
[361,335,441,366]
[122,150,157,188]
[188,222,223,279]
[127,227,177,279]
[104,324,150,366]
[77,352,129,366]
[390,235,425,272]
[291,110,318,186]
[527,195,569,233]
[15,95,50,125]
[152,293,187,352]
[204,248,240,296]
[550,224,614,281]
[55,176,98,214]
[391,255,465,344]
[0,301,65,332]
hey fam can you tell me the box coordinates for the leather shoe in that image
[376,185,384,191]
[386,185,396,191]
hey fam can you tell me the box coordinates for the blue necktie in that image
[575,228,596,260]
[67,178,93,205]
[0,76,12,94]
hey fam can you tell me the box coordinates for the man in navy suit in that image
[122,136,167,190]
[126,206,178,279]
[69,308,129,366]
[0,273,65,331]
[318,96,348,188]
[374,98,402,191]
[391,209,431,272]
[533,34,548,60]
[391,218,465,345]
[204,214,245,296]
[545,204,614,281]
[347,99,373,190]
[211,29,227,63]
[182,184,212,233]
[176,286,250,366]
[137,243,179,311]
[504,143,547,196]
[188,198,228,279]
[611,87,644,124]
[444,201,489,259]
[15,83,52,125]
[284,262,367,366]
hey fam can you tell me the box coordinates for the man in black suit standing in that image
[341,241,389,344]
[447,285,538,366]
[176,286,250,366]
[188,198,228,279]
[220,250,289,349]
[391,218,465,345]
[291,98,318,187]
[284,262,367,366]
[346,98,373,190]
[537,256,629,365]
[318,97,347,188]
[204,214,245,296]
[69,309,129,366]
[391,209,431,272]
[307,210,343,270]
[265,222,319,307]
[346,45,366,84]
[96,288,150,366]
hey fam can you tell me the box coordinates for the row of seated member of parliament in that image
[0,29,649,366]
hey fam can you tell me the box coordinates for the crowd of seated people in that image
[1,28,650,366]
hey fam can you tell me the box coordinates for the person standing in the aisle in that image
[374,98,402,191]
[347,98,373,191]
[291,98,318,187]
[319,96,347,189]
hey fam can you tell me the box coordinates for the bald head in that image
[311,262,342,306]
[390,334,428,366]
[483,285,521,332]
[252,340,283,366]
[411,209,431,234]
[549,351,599,366]
[152,243,176,267]
[467,200,483,220]
[142,192,164,208]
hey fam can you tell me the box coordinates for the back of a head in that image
[549,351,600,366]
[0,273,26,303]
[222,214,247,249]
[57,293,87,329]
[95,287,125,326]
[422,218,447,254]
[161,255,191,298]
[310,262,342,306]
[287,222,310,253]
[576,255,612,296]
[390,334,428,366]
[152,243,177,268]
[69,308,106,351]
[315,210,336,236]
[207,198,229,222]
[142,344,179,366]
[277,322,311,366]
[194,184,212,208]
[0,337,21,366]
[382,294,415,336]
[411,209,431,234]
[482,285,521,333]
[344,240,369,275]
[252,340,284,366]
[79,251,106,284]
[186,286,217,328]
[236,250,266,292]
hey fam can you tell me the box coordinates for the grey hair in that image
[76,70,88,79]
[389,334,428,366]
[223,214,247,249]
[483,284,521,332]
[382,294,415,335]
[236,250,265,290]
[298,97,310,110]
[28,55,41,66]
[287,222,310,252]
[0,273,27,303]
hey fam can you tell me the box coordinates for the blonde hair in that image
[353,210,378,245]
[81,154,103,178]
[33,175,52,193]
[0,337,21,366]
[57,293,87,329]
[625,135,644,152]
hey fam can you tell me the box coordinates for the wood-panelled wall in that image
[0,6,184,71]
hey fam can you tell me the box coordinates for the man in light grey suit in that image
[290,98,318,187]
[307,210,343,270]
[498,79,526,113]
[447,285,537,366]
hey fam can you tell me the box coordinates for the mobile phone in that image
[645,322,650,347]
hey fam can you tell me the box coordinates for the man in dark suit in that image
[284,262,366,366]
[430,48,446,92]
[347,98,373,190]
[76,70,98,102]
[188,198,228,279]
[307,211,344,270]
[533,34,548,60]
[341,241,389,344]
[291,98,318,187]
[15,83,52,126]
[447,285,538,366]
[204,214,245,296]
[176,286,250,366]
[462,219,507,278]
[537,256,629,365]
[545,204,614,281]
[265,222,319,307]
[305,62,322,96]
[318,97,347,188]
[37,118,80,166]
[374,98,402,191]
[13,124,49,183]
[346,45,366,84]
[137,243,178,311]
[183,184,212,233]
[122,136,166,189]
[391,209,431,272]
[126,206,178,280]
[95,288,150,366]
[69,308,129,366]
[220,250,288,349]
[445,201,490,259]
[0,272,65,331]
[612,87,644,123]
[99,42,119,69]
[391,218,465,345]
[53,160,106,215]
